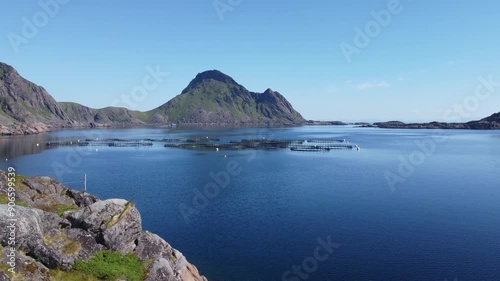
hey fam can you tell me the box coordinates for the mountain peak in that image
[181,70,238,94]
[263,88,274,94]
[196,70,234,82]
[0,62,17,78]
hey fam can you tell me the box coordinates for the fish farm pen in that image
[44,138,358,152]
[46,139,153,148]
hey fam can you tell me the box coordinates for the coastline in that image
[0,170,208,281]
[2,121,500,137]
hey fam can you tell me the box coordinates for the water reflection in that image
[0,134,50,159]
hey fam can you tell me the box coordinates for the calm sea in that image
[1,126,499,281]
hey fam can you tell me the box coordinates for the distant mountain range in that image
[1,61,499,135]
[373,114,500,130]
[0,62,305,134]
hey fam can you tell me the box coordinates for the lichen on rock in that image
[0,170,208,281]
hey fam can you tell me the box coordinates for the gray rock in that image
[66,228,105,260]
[68,199,142,253]
[0,206,77,270]
[23,177,66,195]
[0,62,69,132]
[135,231,174,261]
[66,189,99,207]
[0,246,51,281]
[0,205,52,248]
[0,170,209,280]
[145,258,177,281]
[135,231,207,281]
[0,171,88,213]
[0,272,9,281]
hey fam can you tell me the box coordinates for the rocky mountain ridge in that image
[152,70,305,126]
[0,62,305,135]
[0,63,74,135]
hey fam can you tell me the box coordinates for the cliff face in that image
[0,63,72,134]
[0,170,208,281]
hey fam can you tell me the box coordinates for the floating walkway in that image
[45,137,359,153]
[46,139,153,148]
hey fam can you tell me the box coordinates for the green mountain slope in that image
[59,102,147,127]
[150,70,305,125]
[1,63,305,134]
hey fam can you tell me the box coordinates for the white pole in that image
[84,174,87,193]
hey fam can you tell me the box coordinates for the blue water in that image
[1,127,500,281]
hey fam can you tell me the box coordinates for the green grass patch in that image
[56,204,80,217]
[39,203,80,217]
[135,110,155,123]
[0,194,11,204]
[50,270,99,281]
[0,194,29,207]
[44,230,82,257]
[14,175,29,191]
[72,251,147,281]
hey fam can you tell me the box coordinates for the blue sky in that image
[1,0,499,122]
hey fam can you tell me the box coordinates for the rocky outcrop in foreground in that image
[0,170,207,281]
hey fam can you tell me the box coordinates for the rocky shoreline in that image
[0,122,50,136]
[373,120,500,129]
[0,170,208,281]
[2,119,500,137]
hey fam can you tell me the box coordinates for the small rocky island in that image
[373,117,500,130]
[0,170,208,281]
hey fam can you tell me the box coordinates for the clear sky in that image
[1,0,499,122]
